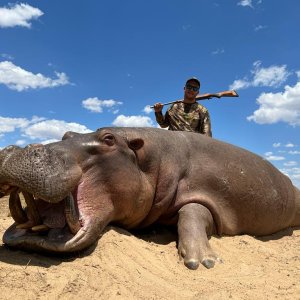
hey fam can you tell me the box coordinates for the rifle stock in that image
[150,90,238,108]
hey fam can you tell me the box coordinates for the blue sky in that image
[0,0,299,188]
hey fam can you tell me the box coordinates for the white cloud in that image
[82,98,122,113]
[0,116,90,144]
[143,105,152,114]
[252,61,289,87]
[229,79,250,90]
[264,152,285,161]
[0,116,29,133]
[112,115,154,127]
[15,139,26,146]
[1,53,14,60]
[229,61,290,90]
[285,143,295,148]
[0,115,45,134]
[284,161,298,167]
[41,139,60,145]
[0,61,70,91]
[289,151,300,155]
[23,120,92,141]
[0,3,43,28]
[237,0,253,8]
[247,76,300,126]
[254,25,267,32]
[273,143,281,148]
[211,48,225,55]
[280,167,300,188]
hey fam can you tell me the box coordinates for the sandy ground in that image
[0,197,299,300]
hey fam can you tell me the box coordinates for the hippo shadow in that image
[254,226,300,242]
[0,225,177,267]
[130,224,179,245]
[0,242,99,267]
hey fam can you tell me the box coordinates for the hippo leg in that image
[178,203,220,270]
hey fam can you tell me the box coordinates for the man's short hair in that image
[186,77,200,87]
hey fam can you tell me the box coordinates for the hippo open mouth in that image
[0,135,121,253]
[3,183,98,253]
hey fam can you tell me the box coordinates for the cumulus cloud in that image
[0,61,70,91]
[264,152,285,161]
[229,61,290,90]
[82,98,122,113]
[211,48,225,55]
[254,25,267,32]
[247,74,300,126]
[0,116,90,144]
[112,115,154,127]
[143,105,153,114]
[23,120,92,141]
[0,115,44,133]
[289,151,300,155]
[0,3,43,28]
[284,161,298,167]
[285,143,295,148]
[15,139,27,146]
[0,116,29,133]
[237,0,253,8]
[273,143,281,148]
[1,53,14,60]
[280,167,300,188]
[41,139,61,145]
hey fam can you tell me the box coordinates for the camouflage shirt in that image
[155,102,212,137]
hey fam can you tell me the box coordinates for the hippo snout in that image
[0,144,82,203]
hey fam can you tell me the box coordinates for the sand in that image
[0,197,299,300]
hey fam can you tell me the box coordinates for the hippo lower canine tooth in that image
[64,193,81,234]
[9,188,28,224]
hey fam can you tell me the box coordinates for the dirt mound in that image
[0,197,299,299]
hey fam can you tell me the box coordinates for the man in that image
[154,77,212,137]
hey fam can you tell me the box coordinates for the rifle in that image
[149,90,238,108]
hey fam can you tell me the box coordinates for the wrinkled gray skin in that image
[0,127,299,270]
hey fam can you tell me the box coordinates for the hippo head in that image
[0,128,153,253]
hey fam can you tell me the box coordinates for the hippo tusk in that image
[31,224,50,232]
[15,190,42,229]
[64,193,81,234]
[9,188,28,224]
[22,191,42,225]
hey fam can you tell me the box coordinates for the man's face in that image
[184,81,200,100]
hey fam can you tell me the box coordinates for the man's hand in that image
[153,102,164,113]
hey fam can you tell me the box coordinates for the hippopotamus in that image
[0,127,299,270]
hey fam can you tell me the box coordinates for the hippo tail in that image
[291,186,300,227]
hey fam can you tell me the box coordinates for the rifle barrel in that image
[149,90,238,108]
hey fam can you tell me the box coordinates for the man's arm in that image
[154,103,170,128]
[201,111,212,137]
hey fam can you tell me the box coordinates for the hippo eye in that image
[103,134,115,146]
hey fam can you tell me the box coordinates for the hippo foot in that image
[201,256,223,269]
[178,203,220,270]
[181,254,222,270]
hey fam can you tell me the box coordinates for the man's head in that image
[184,77,200,102]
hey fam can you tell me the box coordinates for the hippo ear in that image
[62,131,81,140]
[128,138,144,151]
